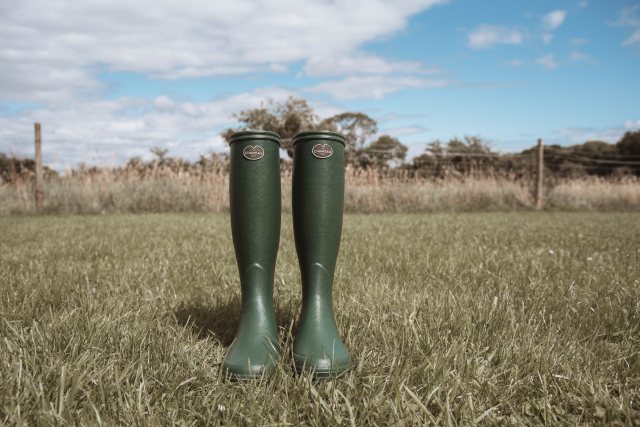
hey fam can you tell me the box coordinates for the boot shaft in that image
[291,131,351,376]
[224,130,282,380]
[291,131,346,281]
[229,130,281,297]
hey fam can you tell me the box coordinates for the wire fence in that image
[3,124,640,214]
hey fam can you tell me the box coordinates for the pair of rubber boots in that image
[224,130,350,379]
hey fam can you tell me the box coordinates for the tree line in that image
[222,96,640,178]
[222,97,408,168]
[2,97,640,183]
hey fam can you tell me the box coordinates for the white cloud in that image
[568,51,590,61]
[612,5,640,47]
[0,0,448,105]
[0,0,457,167]
[383,126,429,137]
[560,120,639,144]
[624,119,640,130]
[468,25,524,50]
[307,76,454,100]
[540,10,566,45]
[613,5,640,27]
[467,11,565,51]
[543,10,567,30]
[536,54,558,69]
[623,29,640,46]
[1,77,442,167]
[304,53,439,77]
[570,37,589,45]
[578,1,588,9]
[0,87,299,169]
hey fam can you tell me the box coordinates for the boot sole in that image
[294,364,351,379]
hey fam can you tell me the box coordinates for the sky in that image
[1,0,639,170]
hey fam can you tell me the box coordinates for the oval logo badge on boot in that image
[243,145,264,160]
[312,144,333,159]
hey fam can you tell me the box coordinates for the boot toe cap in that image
[223,359,274,380]
[223,342,280,380]
[294,352,351,377]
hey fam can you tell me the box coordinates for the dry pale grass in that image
[1,166,639,214]
[1,167,230,214]
[547,176,640,210]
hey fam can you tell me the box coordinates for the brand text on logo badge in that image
[312,144,333,159]
[243,145,264,160]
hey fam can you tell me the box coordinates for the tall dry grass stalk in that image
[1,165,639,214]
[547,176,640,210]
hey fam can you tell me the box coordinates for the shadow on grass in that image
[174,297,296,347]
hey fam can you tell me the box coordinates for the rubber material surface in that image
[291,132,351,377]
[224,131,281,379]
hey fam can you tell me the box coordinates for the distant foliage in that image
[617,130,640,157]
[361,135,408,168]
[525,133,640,177]
[221,97,318,156]
[412,136,502,178]
[0,154,57,184]
[222,97,640,177]
[2,106,640,214]
[409,132,640,178]
[122,149,230,176]
[222,97,407,167]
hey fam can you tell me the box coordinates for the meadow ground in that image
[0,212,638,425]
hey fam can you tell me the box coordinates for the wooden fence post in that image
[535,138,544,209]
[34,122,44,211]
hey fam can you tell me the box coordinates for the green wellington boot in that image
[224,130,282,380]
[291,131,351,377]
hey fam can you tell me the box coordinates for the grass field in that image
[1,213,639,425]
